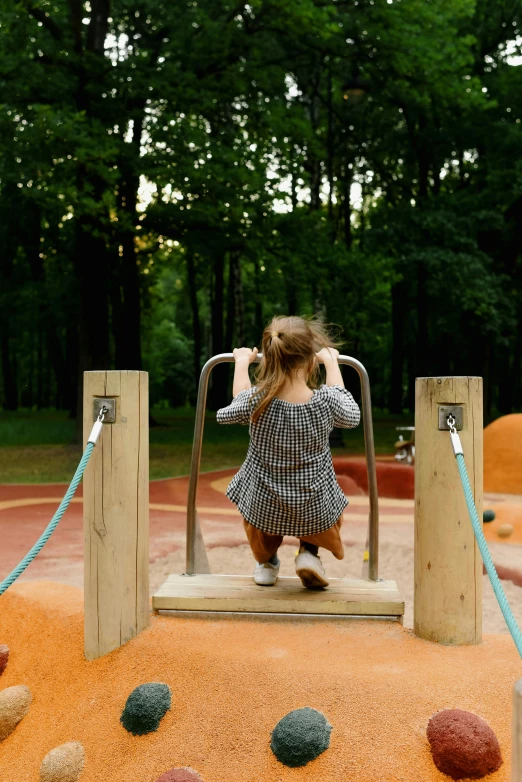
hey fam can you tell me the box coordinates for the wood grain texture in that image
[413,377,483,645]
[83,371,149,660]
[152,574,405,616]
[513,680,522,782]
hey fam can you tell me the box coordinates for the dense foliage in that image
[1,0,522,423]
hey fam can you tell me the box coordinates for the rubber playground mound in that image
[0,582,518,781]
[333,456,414,499]
[484,413,522,495]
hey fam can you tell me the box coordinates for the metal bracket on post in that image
[438,405,463,431]
[93,398,116,423]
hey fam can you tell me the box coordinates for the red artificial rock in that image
[155,769,203,782]
[0,645,9,676]
[427,709,502,779]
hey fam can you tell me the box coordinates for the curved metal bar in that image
[185,353,379,580]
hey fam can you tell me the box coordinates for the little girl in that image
[216,316,360,588]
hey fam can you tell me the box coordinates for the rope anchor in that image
[0,409,109,597]
[448,416,522,658]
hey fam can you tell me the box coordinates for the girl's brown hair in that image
[250,315,340,423]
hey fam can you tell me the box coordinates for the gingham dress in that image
[216,385,360,536]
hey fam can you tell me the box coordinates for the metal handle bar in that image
[186,353,379,581]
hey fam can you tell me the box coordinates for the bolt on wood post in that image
[513,680,522,782]
[83,371,149,660]
[414,377,483,645]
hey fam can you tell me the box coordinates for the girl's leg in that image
[299,541,319,556]
[299,518,344,560]
[295,518,344,589]
[243,520,283,564]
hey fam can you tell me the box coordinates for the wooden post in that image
[83,371,149,660]
[414,377,482,645]
[513,680,522,782]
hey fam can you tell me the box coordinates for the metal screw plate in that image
[438,405,463,430]
[93,398,116,423]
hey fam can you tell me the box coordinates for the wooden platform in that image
[152,574,405,617]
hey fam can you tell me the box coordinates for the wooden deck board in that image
[152,574,405,616]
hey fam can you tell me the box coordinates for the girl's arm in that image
[316,347,344,387]
[232,347,258,397]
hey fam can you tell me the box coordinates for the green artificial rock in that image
[270,707,332,767]
[483,510,496,523]
[120,683,171,736]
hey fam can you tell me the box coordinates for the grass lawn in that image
[0,407,413,484]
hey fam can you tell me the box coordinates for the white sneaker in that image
[295,550,329,589]
[253,560,280,586]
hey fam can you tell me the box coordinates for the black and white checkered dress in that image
[216,385,360,536]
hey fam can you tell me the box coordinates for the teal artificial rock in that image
[483,510,496,523]
[120,683,172,736]
[270,707,332,767]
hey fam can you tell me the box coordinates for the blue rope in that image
[0,442,95,596]
[455,452,522,658]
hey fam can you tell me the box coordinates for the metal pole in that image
[185,354,379,581]
[185,354,232,574]
[348,357,379,581]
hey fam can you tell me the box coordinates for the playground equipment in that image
[82,370,149,661]
[414,377,483,644]
[151,353,405,619]
[4,369,522,779]
[394,425,415,464]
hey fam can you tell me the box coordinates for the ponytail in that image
[250,316,340,423]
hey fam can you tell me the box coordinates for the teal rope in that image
[455,452,522,658]
[0,442,95,596]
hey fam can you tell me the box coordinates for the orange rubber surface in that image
[0,581,517,782]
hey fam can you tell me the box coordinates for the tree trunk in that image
[416,260,429,379]
[186,253,202,391]
[416,133,430,379]
[497,345,513,414]
[483,339,492,422]
[71,0,112,436]
[304,81,322,212]
[47,322,67,409]
[359,182,366,248]
[208,253,227,410]
[287,281,298,316]
[212,253,225,355]
[27,327,35,408]
[37,327,44,409]
[253,257,263,332]
[110,257,125,369]
[234,255,245,346]
[327,67,334,227]
[74,222,112,431]
[343,164,352,249]
[119,216,142,370]
[66,324,78,418]
[291,172,298,211]
[117,115,144,371]
[225,251,237,350]
[225,250,245,348]
[389,280,406,413]
[512,321,522,412]
[1,321,17,410]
